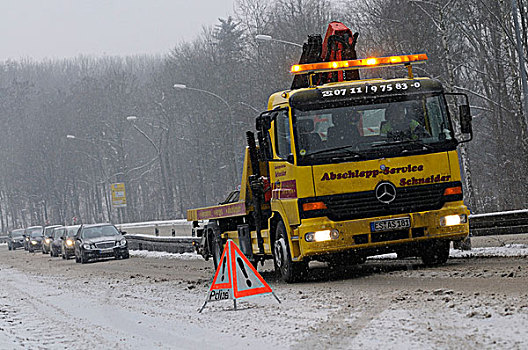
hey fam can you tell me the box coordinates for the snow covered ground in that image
[1,240,528,349]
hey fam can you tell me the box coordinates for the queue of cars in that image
[5,223,129,264]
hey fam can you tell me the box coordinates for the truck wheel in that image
[211,235,224,270]
[273,221,308,283]
[421,240,450,266]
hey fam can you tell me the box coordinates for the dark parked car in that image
[42,225,62,254]
[50,226,66,257]
[26,226,44,252]
[23,226,43,250]
[62,225,80,259]
[7,229,25,250]
[74,224,129,264]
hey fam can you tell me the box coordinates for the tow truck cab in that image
[258,73,471,270]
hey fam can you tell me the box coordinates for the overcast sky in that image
[0,0,236,61]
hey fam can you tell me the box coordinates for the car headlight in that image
[440,214,467,226]
[120,238,127,246]
[65,239,74,247]
[305,229,340,242]
[45,238,51,244]
[25,237,30,241]
[82,243,91,249]
[31,240,38,245]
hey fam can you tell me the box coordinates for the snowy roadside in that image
[129,244,528,261]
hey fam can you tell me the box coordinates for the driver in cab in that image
[380,102,429,140]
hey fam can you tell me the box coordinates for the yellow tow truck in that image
[188,22,472,282]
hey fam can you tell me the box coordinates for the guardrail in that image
[469,209,528,237]
[125,234,199,254]
[116,220,192,237]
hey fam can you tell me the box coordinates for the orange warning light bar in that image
[290,53,428,75]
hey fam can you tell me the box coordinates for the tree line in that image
[0,0,527,230]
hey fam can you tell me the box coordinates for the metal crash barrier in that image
[469,209,528,237]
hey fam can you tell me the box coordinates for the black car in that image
[50,226,66,257]
[42,225,62,254]
[23,226,43,251]
[26,227,44,252]
[74,224,129,263]
[7,229,25,250]
[62,225,80,259]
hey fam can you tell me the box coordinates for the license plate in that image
[370,217,411,232]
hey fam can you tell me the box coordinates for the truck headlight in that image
[305,229,339,242]
[45,238,51,244]
[65,239,74,247]
[440,214,467,226]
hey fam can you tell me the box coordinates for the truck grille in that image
[300,181,462,221]
[95,242,115,249]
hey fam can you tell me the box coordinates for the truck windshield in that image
[293,93,455,163]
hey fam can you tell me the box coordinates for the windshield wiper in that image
[304,145,364,158]
[372,138,434,150]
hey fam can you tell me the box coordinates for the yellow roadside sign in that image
[111,183,127,208]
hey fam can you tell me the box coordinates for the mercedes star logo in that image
[375,182,397,204]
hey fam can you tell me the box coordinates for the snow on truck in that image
[188,22,473,282]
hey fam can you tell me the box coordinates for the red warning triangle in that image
[229,240,272,299]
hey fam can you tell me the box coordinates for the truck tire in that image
[421,240,450,266]
[273,221,308,283]
[211,235,224,270]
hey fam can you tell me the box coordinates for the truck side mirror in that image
[459,104,472,134]
[256,112,272,131]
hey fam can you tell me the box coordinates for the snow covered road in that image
[1,246,527,349]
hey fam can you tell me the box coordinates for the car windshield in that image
[294,93,454,163]
[12,230,24,238]
[45,226,58,235]
[53,229,64,239]
[82,226,119,239]
[66,227,79,237]
[28,227,43,237]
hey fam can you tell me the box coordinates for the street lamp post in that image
[255,34,303,48]
[173,84,239,182]
[126,116,173,218]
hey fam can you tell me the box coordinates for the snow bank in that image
[370,244,528,260]
[129,249,201,260]
[449,244,528,258]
